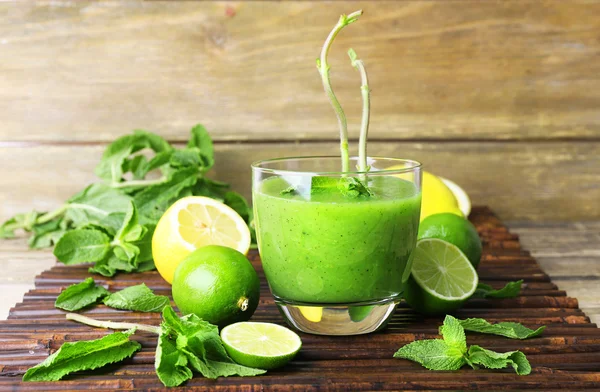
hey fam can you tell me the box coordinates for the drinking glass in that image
[252,157,421,335]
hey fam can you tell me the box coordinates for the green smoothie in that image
[253,175,421,304]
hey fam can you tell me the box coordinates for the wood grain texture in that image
[1,1,600,142]
[2,141,599,222]
[0,208,599,390]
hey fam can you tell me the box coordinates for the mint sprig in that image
[394,315,532,375]
[103,283,170,313]
[26,307,266,386]
[1,125,254,276]
[23,330,140,381]
[458,318,545,340]
[473,280,523,299]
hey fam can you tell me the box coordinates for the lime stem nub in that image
[238,297,249,312]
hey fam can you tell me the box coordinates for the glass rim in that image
[251,156,422,176]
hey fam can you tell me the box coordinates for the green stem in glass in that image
[317,10,363,173]
[348,48,370,176]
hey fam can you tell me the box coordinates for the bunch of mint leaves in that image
[394,315,537,375]
[0,125,253,276]
[54,278,170,313]
[23,306,265,386]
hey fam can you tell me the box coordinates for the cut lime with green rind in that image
[220,322,302,370]
[418,213,482,268]
[404,238,478,315]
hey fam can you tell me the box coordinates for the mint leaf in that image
[394,339,466,371]
[280,186,298,195]
[114,202,146,243]
[132,224,155,263]
[65,184,132,227]
[134,167,198,224]
[224,192,250,223]
[187,124,215,171]
[338,177,373,197]
[53,229,111,265]
[310,176,372,198]
[22,330,140,381]
[104,283,170,313]
[95,131,171,184]
[156,307,265,387]
[1,211,40,238]
[28,218,67,249]
[89,251,136,277]
[467,345,531,375]
[55,277,109,311]
[439,315,467,353]
[114,242,140,262]
[459,318,545,340]
[473,280,522,299]
[156,332,194,387]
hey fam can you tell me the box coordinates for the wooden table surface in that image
[1,220,599,325]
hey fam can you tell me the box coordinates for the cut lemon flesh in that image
[152,196,251,284]
[441,177,472,217]
[411,238,478,300]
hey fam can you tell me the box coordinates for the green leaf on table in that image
[89,251,136,277]
[22,330,141,382]
[439,315,467,353]
[467,345,531,375]
[224,192,251,223]
[95,131,171,184]
[156,307,265,387]
[192,178,229,201]
[187,124,215,171]
[114,202,146,243]
[104,283,170,313]
[28,218,68,249]
[132,224,155,263]
[65,184,132,227]
[458,318,545,340]
[134,167,199,224]
[394,339,467,371]
[53,229,111,265]
[0,211,40,238]
[156,332,194,387]
[473,280,523,299]
[55,277,109,311]
[114,242,140,262]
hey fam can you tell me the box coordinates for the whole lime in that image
[418,213,482,268]
[172,245,260,328]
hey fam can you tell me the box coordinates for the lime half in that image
[221,322,302,370]
[404,238,478,315]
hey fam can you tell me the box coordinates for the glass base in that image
[274,296,400,336]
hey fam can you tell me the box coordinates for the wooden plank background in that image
[1,1,599,222]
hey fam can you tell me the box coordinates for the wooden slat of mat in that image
[0,206,599,390]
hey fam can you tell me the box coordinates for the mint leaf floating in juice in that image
[251,10,422,335]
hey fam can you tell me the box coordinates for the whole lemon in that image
[172,245,260,328]
[420,171,463,222]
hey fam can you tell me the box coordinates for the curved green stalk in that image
[66,313,161,335]
[348,48,371,175]
[317,10,363,172]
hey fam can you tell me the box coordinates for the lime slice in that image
[220,322,302,370]
[404,238,478,315]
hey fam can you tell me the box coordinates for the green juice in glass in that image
[254,175,421,304]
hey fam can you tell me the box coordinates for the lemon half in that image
[152,196,251,284]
